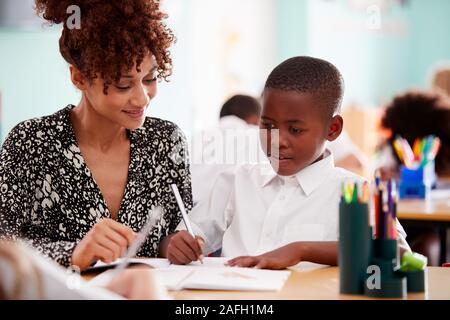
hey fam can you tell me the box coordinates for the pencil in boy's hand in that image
[170,183,204,264]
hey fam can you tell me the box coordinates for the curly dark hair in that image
[381,90,450,175]
[264,56,344,119]
[35,0,175,93]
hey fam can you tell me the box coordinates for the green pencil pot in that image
[396,269,427,293]
[372,239,399,266]
[365,239,406,298]
[339,202,371,295]
[364,274,407,299]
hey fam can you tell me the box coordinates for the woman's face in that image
[83,54,158,130]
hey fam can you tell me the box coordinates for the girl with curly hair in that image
[376,90,450,266]
[0,0,196,271]
[377,90,450,178]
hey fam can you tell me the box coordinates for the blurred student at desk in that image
[375,90,450,266]
[327,129,367,175]
[375,90,450,180]
[190,94,265,204]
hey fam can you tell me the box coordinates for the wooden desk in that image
[171,266,450,300]
[398,198,450,264]
[83,266,450,300]
[398,199,450,222]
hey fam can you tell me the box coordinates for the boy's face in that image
[259,89,342,176]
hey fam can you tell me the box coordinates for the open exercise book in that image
[87,257,291,291]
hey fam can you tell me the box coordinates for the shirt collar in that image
[261,149,335,196]
[260,163,277,188]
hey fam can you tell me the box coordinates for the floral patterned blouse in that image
[0,105,192,267]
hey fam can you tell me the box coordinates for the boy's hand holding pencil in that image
[162,230,205,265]
[161,184,205,265]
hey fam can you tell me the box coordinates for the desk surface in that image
[397,198,450,222]
[171,266,450,300]
[84,266,450,300]
[170,266,450,300]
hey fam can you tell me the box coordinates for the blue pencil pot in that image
[399,161,436,199]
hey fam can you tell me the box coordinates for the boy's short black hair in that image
[264,56,344,119]
[219,94,261,120]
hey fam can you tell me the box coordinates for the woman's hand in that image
[105,267,170,300]
[71,219,137,271]
[226,243,301,270]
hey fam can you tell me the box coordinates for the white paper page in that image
[180,267,291,291]
[88,258,291,292]
[153,268,195,290]
[90,258,171,270]
[90,257,229,271]
[179,257,229,268]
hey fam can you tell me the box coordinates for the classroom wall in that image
[0,27,80,142]
[407,0,450,88]
[276,0,450,108]
[276,0,308,62]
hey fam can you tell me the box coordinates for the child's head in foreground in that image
[260,56,345,176]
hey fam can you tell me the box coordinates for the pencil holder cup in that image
[396,269,427,293]
[399,161,436,199]
[364,239,406,299]
[339,202,372,295]
[364,272,407,299]
[372,239,399,265]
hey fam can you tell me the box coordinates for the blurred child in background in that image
[376,90,450,180]
[376,90,450,266]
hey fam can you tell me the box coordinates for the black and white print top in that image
[0,105,192,267]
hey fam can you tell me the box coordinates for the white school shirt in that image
[179,150,409,257]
